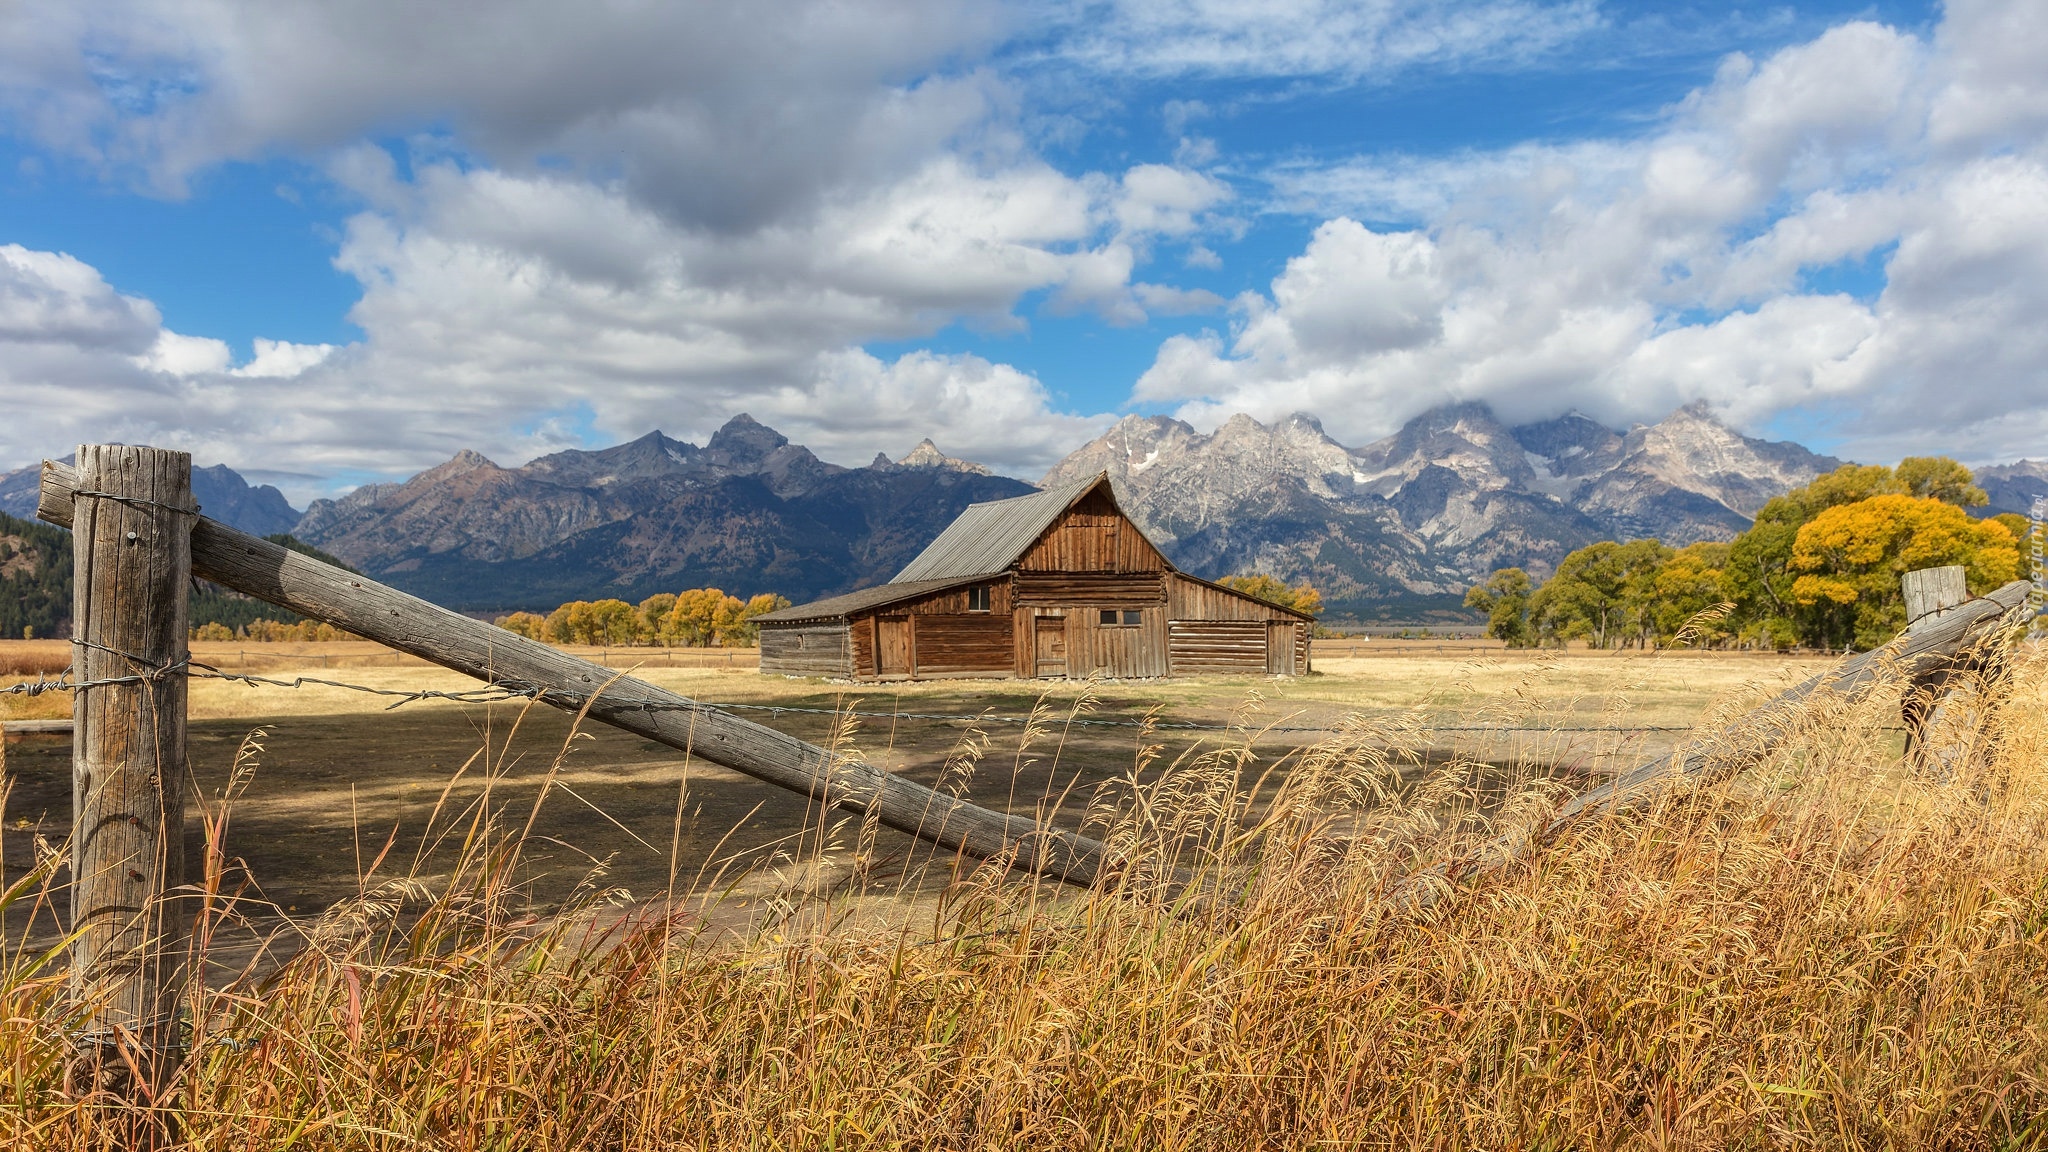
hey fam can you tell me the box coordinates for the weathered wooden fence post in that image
[1900,564,1981,777]
[64,445,193,1138]
[1903,565,1969,628]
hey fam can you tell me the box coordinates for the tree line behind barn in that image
[755,473,1314,680]
[495,588,791,648]
[1465,456,2036,651]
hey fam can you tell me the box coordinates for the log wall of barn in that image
[1167,575,1305,622]
[1167,620,1269,675]
[759,623,856,678]
[1015,571,1167,607]
[909,614,1015,676]
[896,581,1014,616]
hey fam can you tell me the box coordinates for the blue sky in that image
[0,0,2041,498]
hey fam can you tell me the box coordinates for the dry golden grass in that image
[3,636,2046,1147]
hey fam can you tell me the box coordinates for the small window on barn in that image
[968,585,991,612]
[1121,609,1142,625]
[1099,609,1143,627]
[1099,608,1117,626]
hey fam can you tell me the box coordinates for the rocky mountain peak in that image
[896,439,992,474]
[526,430,700,486]
[417,449,500,484]
[1354,400,1528,494]
[705,413,788,464]
[1511,411,1624,471]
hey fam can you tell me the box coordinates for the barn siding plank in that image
[1169,620,1268,675]
[760,624,855,677]
[911,614,1015,675]
[1016,572,1166,607]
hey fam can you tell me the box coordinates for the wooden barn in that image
[755,473,1313,681]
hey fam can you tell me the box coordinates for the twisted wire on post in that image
[67,488,200,518]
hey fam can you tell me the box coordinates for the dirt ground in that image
[3,639,1835,974]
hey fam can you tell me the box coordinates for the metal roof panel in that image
[751,577,979,624]
[891,473,1105,583]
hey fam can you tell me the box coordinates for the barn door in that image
[1266,622,1296,675]
[1033,615,1068,678]
[878,617,912,677]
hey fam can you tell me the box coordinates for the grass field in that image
[4,639,1835,938]
[7,637,2043,1146]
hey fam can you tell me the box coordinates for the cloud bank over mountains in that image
[0,0,2042,496]
[1143,4,2048,462]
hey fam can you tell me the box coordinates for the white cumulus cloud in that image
[1142,2,2048,463]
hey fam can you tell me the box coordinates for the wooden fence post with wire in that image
[60,444,194,1144]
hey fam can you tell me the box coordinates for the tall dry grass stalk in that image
[5,646,2048,1148]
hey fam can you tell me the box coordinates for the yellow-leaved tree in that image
[544,599,642,645]
[494,611,548,640]
[1216,574,1324,617]
[664,588,734,646]
[1789,493,2021,649]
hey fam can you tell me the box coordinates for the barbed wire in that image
[69,487,200,518]
[2,663,1741,734]
[696,700,1700,733]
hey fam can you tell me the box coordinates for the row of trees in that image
[192,619,359,643]
[1468,457,2034,651]
[496,588,792,648]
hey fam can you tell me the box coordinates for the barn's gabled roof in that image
[891,473,1109,583]
[750,576,980,625]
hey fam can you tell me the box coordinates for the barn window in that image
[967,585,991,612]
[1099,609,1143,626]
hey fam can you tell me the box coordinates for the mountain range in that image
[285,417,1031,609]
[0,457,302,537]
[1,408,2038,622]
[1044,401,1843,611]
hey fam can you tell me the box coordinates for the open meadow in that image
[4,638,1835,943]
[7,635,2048,1147]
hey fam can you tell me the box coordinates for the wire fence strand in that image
[3,662,1738,734]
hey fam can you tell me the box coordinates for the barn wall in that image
[1167,575,1305,622]
[1015,608,1061,678]
[911,614,1015,676]
[1016,571,1167,607]
[1167,621,1268,675]
[897,580,1014,616]
[1071,605,1168,678]
[1016,492,1169,574]
[851,617,876,678]
[759,623,856,678]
